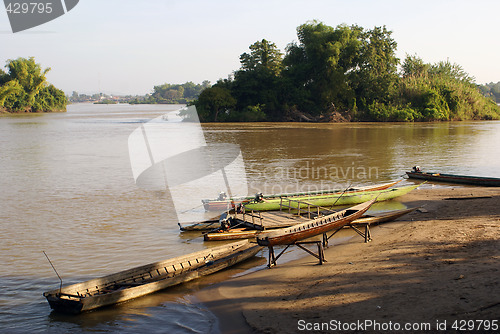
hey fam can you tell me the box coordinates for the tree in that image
[194,86,236,122]
[395,56,499,121]
[239,39,283,75]
[0,80,23,107]
[32,84,67,112]
[230,39,285,120]
[351,26,400,114]
[283,21,362,114]
[429,60,475,83]
[6,57,49,105]
[479,81,500,102]
[0,68,9,86]
[401,54,430,77]
[0,57,67,112]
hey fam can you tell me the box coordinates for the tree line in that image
[129,81,211,104]
[0,57,67,113]
[191,21,500,122]
[479,81,500,103]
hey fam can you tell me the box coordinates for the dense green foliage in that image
[192,21,500,122]
[391,57,500,121]
[0,57,67,113]
[129,81,211,104]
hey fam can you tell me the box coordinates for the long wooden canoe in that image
[256,199,375,247]
[204,207,417,241]
[201,180,401,211]
[204,228,261,241]
[406,171,500,187]
[350,207,418,226]
[244,184,420,212]
[43,240,261,314]
[178,219,221,231]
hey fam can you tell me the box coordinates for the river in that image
[1,104,499,333]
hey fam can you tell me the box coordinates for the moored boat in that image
[178,219,221,231]
[349,207,418,226]
[256,199,375,247]
[204,228,260,241]
[201,180,401,211]
[204,207,418,241]
[406,168,500,187]
[43,240,261,314]
[244,184,420,211]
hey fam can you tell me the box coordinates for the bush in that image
[226,104,267,122]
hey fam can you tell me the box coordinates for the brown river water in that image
[1,104,499,333]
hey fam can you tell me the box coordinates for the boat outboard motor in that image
[219,212,231,230]
[236,203,243,214]
[254,192,264,202]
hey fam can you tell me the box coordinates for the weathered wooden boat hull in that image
[406,171,500,187]
[244,184,419,211]
[202,180,401,211]
[204,229,260,241]
[202,199,249,211]
[351,207,418,225]
[43,240,262,314]
[204,207,419,241]
[178,220,221,231]
[256,200,375,247]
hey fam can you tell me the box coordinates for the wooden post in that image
[348,223,372,243]
[268,246,276,268]
[365,224,372,243]
[322,233,328,248]
[317,242,325,265]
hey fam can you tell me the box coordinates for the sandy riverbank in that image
[196,186,500,333]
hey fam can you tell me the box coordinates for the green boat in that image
[243,184,421,211]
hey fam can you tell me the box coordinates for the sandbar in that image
[196,186,500,333]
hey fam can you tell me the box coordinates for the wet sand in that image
[196,186,500,333]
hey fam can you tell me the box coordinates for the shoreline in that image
[196,186,500,333]
[0,109,66,116]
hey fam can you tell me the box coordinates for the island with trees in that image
[190,21,500,122]
[128,81,211,105]
[0,57,67,114]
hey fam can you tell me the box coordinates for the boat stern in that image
[43,292,84,314]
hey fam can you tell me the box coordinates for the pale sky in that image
[1,0,499,95]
